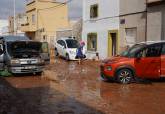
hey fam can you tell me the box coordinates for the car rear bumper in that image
[9,65,44,74]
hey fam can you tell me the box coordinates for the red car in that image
[100,41,165,84]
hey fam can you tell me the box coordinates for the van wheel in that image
[65,54,70,61]
[116,69,133,84]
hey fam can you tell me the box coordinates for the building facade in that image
[119,0,147,49]
[20,0,69,47]
[83,0,165,59]
[56,19,82,41]
[0,19,9,35]
[8,14,26,36]
[82,0,120,59]
[56,28,73,40]
[147,0,165,41]
[8,16,14,35]
[72,19,83,41]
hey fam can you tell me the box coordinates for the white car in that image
[55,38,80,60]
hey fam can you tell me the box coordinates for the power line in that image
[36,0,73,36]
[38,0,73,11]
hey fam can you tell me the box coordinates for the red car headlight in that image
[106,66,112,71]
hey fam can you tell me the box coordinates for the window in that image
[136,49,146,58]
[87,33,97,51]
[41,42,49,53]
[146,45,161,57]
[32,14,35,23]
[125,28,137,46]
[57,40,66,48]
[126,44,144,58]
[57,40,62,45]
[61,41,66,48]
[137,45,161,58]
[66,39,78,48]
[90,4,98,18]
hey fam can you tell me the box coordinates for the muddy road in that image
[1,59,165,114]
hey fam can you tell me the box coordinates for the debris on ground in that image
[0,70,12,77]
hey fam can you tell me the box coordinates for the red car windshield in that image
[120,44,145,58]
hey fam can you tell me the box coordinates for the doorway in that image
[108,30,118,57]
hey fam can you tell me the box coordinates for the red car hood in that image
[102,56,129,64]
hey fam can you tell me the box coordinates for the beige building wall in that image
[119,13,146,47]
[9,14,26,36]
[119,0,147,51]
[37,1,69,44]
[147,4,165,41]
[56,29,72,40]
[55,19,82,41]
[21,0,69,47]
[120,0,146,15]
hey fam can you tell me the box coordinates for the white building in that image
[0,19,9,35]
[82,0,120,59]
[82,0,146,59]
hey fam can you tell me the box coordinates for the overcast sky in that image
[0,0,82,20]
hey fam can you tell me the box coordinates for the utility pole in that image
[13,0,16,35]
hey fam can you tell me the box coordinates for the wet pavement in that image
[1,58,165,114]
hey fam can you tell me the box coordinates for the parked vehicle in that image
[55,38,80,60]
[100,41,165,84]
[0,36,50,74]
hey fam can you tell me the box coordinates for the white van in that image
[55,38,80,60]
[0,36,50,74]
